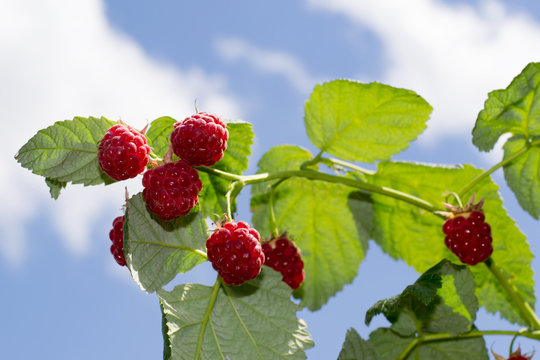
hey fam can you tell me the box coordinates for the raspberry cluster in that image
[443,210,493,265]
[170,112,228,167]
[142,160,202,221]
[206,221,265,286]
[109,215,126,266]
[98,124,151,181]
[262,235,305,289]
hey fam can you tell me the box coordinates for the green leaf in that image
[369,162,534,325]
[125,193,208,293]
[473,62,540,152]
[503,136,540,219]
[198,120,254,216]
[15,116,116,187]
[45,178,67,199]
[251,145,373,310]
[368,328,488,360]
[338,328,379,360]
[146,116,177,158]
[251,145,314,197]
[158,269,314,360]
[161,302,172,360]
[304,80,432,163]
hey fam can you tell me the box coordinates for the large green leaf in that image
[370,162,534,325]
[125,193,208,293]
[198,120,254,216]
[472,62,540,152]
[158,269,313,360]
[338,328,379,360]
[251,145,373,310]
[503,136,540,219]
[15,116,116,187]
[304,80,432,163]
[368,328,488,360]
[146,116,177,158]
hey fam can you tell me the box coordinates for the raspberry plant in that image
[14,62,540,359]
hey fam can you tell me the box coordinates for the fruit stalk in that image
[485,258,540,330]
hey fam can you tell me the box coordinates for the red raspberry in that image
[443,210,492,265]
[170,112,228,167]
[98,124,151,181]
[262,235,305,290]
[142,160,202,221]
[109,216,126,266]
[206,221,265,286]
[492,347,534,360]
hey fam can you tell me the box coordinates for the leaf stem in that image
[457,143,531,198]
[397,329,540,360]
[484,258,540,330]
[268,182,285,238]
[300,150,323,169]
[195,277,222,360]
[197,167,440,215]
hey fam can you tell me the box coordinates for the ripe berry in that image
[443,210,492,265]
[206,221,265,286]
[142,160,202,221]
[98,124,151,181]
[262,235,305,290]
[170,112,228,167]
[492,347,534,360]
[109,216,126,266]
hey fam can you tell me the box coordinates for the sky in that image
[1,0,540,359]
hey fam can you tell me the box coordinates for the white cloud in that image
[215,37,322,94]
[307,0,540,149]
[0,0,241,267]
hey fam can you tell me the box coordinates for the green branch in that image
[197,167,440,214]
[484,258,540,330]
[397,329,540,360]
[457,141,536,198]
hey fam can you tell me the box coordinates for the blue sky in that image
[2,0,540,359]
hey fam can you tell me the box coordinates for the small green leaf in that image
[198,121,254,216]
[146,116,177,158]
[503,136,540,219]
[45,178,67,199]
[338,328,379,360]
[473,62,540,151]
[15,116,116,186]
[125,193,208,293]
[304,80,432,163]
[368,328,488,360]
[158,269,314,360]
[370,162,534,325]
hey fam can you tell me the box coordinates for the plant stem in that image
[195,277,222,360]
[484,258,540,330]
[225,181,244,220]
[457,143,531,198]
[197,167,440,214]
[268,185,280,238]
[300,150,323,169]
[397,329,540,360]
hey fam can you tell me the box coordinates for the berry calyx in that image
[170,112,228,167]
[142,160,202,221]
[98,123,151,181]
[206,220,265,286]
[109,215,126,266]
[441,196,492,265]
[262,234,305,290]
[492,347,534,360]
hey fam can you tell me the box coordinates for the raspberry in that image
[170,112,228,167]
[98,124,151,181]
[492,347,534,360]
[206,221,265,286]
[109,215,126,266]
[443,210,492,265]
[262,235,305,290]
[142,160,202,221]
